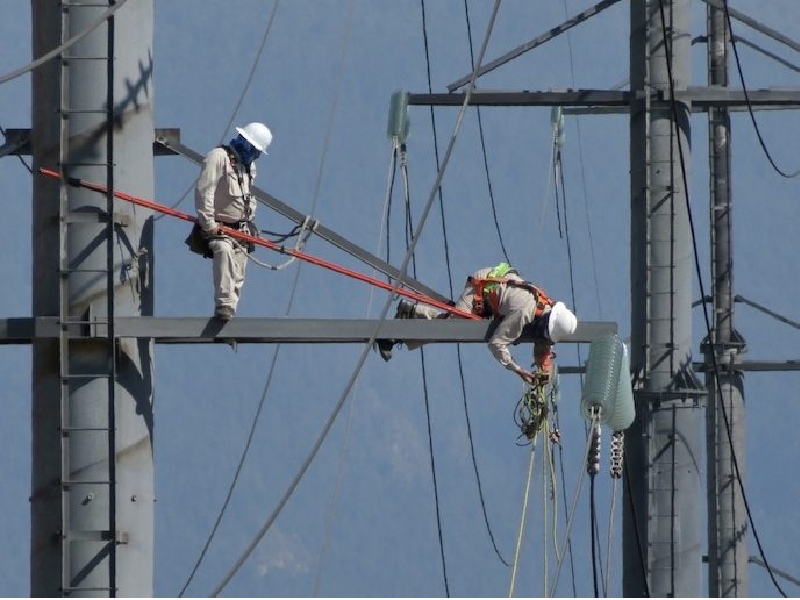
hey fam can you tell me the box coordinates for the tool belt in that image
[185,220,258,258]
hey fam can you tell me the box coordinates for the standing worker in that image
[193,122,272,321]
[386,263,578,384]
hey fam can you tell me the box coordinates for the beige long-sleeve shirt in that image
[194,147,257,232]
[457,267,548,373]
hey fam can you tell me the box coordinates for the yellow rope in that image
[542,420,548,598]
[508,434,538,598]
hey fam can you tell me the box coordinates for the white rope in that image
[548,413,598,597]
[208,2,503,595]
[508,439,538,598]
[0,0,133,86]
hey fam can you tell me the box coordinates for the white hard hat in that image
[236,122,273,153]
[548,301,578,343]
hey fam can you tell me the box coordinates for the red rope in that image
[39,168,479,320]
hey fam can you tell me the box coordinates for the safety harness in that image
[219,144,254,221]
[467,262,555,319]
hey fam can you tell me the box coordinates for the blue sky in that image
[2,0,800,596]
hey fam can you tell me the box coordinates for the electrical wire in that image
[0,0,132,86]
[548,417,598,597]
[179,4,349,594]
[420,346,450,597]
[312,142,398,597]
[721,1,800,179]
[402,149,450,597]
[157,0,281,218]
[208,4,503,593]
[420,0,510,568]
[462,0,512,264]
[560,0,604,318]
[556,129,604,595]
[590,474,599,598]
[657,2,787,595]
[623,460,651,597]
[604,478,620,597]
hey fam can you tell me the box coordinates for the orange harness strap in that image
[469,277,554,318]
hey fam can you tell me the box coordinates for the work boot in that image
[214,306,234,322]
[376,339,395,361]
[395,299,416,319]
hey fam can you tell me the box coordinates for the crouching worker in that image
[189,122,272,321]
[382,263,578,385]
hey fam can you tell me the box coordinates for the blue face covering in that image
[229,134,261,167]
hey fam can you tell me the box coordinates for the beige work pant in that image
[405,303,446,350]
[209,236,247,312]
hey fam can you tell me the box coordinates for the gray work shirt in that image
[194,147,258,232]
[456,268,549,373]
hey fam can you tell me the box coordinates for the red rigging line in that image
[39,167,480,320]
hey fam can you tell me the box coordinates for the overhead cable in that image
[623,460,651,597]
[421,0,510,567]
[722,1,800,178]
[179,4,348,594]
[158,0,281,218]
[0,0,132,86]
[560,0,604,319]
[657,2,787,595]
[462,0,512,264]
[402,149,450,596]
[548,415,598,597]
[208,2,503,594]
[313,142,397,597]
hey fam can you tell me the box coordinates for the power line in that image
[402,151,450,596]
[560,0,603,319]
[179,4,350,593]
[208,3,503,593]
[157,0,281,218]
[549,417,598,597]
[0,0,132,86]
[722,1,800,179]
[462,0,511,264]
[420,0,510,568]
[623,460,651,597]
[313,142,398,597]
[656,2,787,595]
[590,474,600,598]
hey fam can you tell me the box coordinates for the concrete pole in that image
[31,1,154,595]
[705,3,748,596]
[625,1,704,596]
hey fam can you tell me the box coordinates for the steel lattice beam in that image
[0,316,615,345]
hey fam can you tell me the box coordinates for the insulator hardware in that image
[610,430,624,479]
[587,407,601,475]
